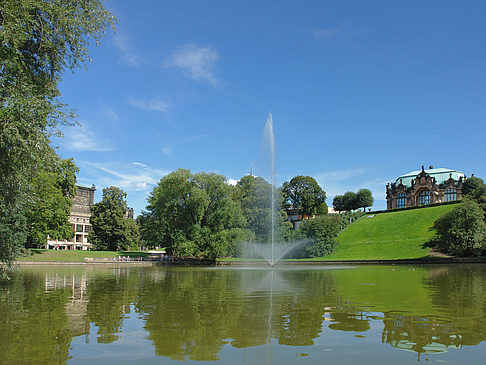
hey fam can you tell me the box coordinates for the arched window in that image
[445,188,456,202]
[396,193,407,208]
[419,190,430,205]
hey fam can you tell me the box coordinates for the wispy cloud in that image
[113,35,141,66]
[62,124,114,152]
[133,162,148,168]
[127,96,171,113]
[166,44,219,85]
[184,133,210,142]
[313,25,369,40]
[161,146,171,156]
[315,168,389,209]
[313,25,346,39]
[79,161,168,192]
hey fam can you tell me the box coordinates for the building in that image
[386,166,465,210]
[47,185,96,250]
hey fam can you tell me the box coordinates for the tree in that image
[26,157,78,248]
[333,190,373,212]
[342,191,358,211]
[462,176,486,201]
[88,187,139,251]
[294,215,342,258]
[282,176,326,219]
[432,199,486,256]
[333,195,345,212]
[233,175,286,243]
[355,189,374,212]
[142,169,251,259]
[0,0,114,270]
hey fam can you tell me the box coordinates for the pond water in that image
[1,264,486,364]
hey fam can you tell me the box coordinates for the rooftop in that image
[395,167,465,188]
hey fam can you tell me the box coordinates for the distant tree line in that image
[333,189,374,212]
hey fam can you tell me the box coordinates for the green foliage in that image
[232,175,287,243]
[142,169,250,259]
[88,187,140,251]
[356,189,374,211]
[26,157,78,247]
[293,215,342,258]
[282,176,326,218]
[462,176,486,200]
[333,195,345,212]
[342,191,358,210]
[432,199,486,256]
[334,189,374,212]
[0,0,114,269]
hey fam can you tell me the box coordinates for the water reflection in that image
[0,264,486,363]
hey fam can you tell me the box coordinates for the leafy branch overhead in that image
[0,0,114,269]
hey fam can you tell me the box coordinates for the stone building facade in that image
[47,185,96,250]
[386,166,465,210]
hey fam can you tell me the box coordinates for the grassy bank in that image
[319,203,458,261]
[17,249,149,262]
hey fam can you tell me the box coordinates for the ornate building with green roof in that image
[386,166,465,210]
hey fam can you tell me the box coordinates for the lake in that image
[1,264,486,364]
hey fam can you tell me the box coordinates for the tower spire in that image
[250,161,253,176]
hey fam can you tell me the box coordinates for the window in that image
[419,190,430,205]
[76,224,84,232]
[85,225,92,233]
[445,188,456,202]
[396,193,407,208]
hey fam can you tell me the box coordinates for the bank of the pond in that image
[322,203,459,260]
[216,257,486,265]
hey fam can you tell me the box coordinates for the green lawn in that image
[319,204,458,260]
[17,249,149,262]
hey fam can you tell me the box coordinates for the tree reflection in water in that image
[1,264,486,363]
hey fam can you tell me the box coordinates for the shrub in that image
[432,199,486,256]
[293,215,342,258]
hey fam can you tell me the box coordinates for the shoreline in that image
[15,257,486,266]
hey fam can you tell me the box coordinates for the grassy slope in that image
[320,204,458,260]
[17,249,149,262]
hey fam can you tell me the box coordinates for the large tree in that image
[0,0,114,269]
[232,175,288,243]
[355,189,374,212]
[26,157,78,248]
[281,176,326,219]
[142,169,250,259]
[88,187,140,251]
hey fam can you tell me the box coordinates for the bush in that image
[432,199,486,256]
[293,215,342,258]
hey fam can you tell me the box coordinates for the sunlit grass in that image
[320,204,459,260]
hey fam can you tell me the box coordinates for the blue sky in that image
[53,0,486,215]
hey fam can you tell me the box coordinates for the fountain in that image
[242,114,302,265]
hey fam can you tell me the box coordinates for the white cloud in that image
[161,146,171,156]
[226,179,238,186]
[166,44,219,85]
[62,124,113,152]
[133,162,148,168]
[80,161,168,192]
[113,35,141,66]
[127,96,171,113]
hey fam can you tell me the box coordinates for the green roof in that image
[395,168,464,188]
